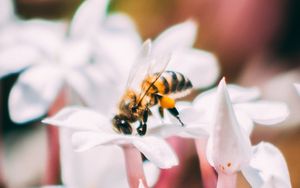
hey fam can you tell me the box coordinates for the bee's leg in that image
[158,106,164,119]
[137,110,148,136]
[167,107,184,126]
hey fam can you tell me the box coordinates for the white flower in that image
[0,0,141,124]
[206,79,291,188]
[43,106,178,168]
[0,19,66,78]
[192,79,289,136]
[42,106,179,187]
[150,79,291,187]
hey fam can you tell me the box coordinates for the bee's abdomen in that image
[154,71,192,98]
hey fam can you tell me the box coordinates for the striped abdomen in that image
[142,71,193,99]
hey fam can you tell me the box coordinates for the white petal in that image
[65,63,123,115]
[165,101,200,124]
[193,83,261,124]
[9,65,63,123]
[148,122,208,139]
[234,101,289,125]
[133,136,179,168]
[207,78,252,174]
[69,0,109,38]
[42,106,110,131]
[94,28,141,77]
[59,40,91,67]
[15,19,65,57]
[226,84,261,103]
[144,161,160,187]
[139,179,146,188]
[150,101,209,138]
[234,109,255,136]
[242,142,291,188]
[104,13,140,36]
[169,49,219,88]
[294,83,300,96]
[59,129,128,188]
[72,131,131,152]
[0,44,39,78]
[153,20,197,55]
[0,0,14,25]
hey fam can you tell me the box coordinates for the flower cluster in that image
[0,0,294,187]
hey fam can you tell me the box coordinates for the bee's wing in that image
[136,51,172,106]
[125,39,153,93]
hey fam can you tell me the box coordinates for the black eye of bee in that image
[112,115,132,135]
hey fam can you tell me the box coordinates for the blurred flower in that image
[206,78,291,188]
[42,106,178,188]
[0,0,141,124]
[0,0,141,187]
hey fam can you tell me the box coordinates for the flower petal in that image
[207,78,252,174]
[133,136,179,168]
[94,28,141,77]
[193,84,261,132]
[193,84,261,112]
[148,122,209,139]
[103,13,141,38]
[153,20,197,55]
[149,101,209,138]
[59,129,128,188]
[69,0,109,38]
[144,161,160,187]
[227,85,261,103]
[294,83,300,96]
[241,142,291,188]
[9,65,63,123]
[0,44,39,78]
[72,131,130,152]
[0,0,14,25]
[234,101,289,125]
[234,109,254,136]
[59,39,92,68]
[14,19,65,57]
[65,63,123,115]
[169,49,219,88]
[43,106,110,131]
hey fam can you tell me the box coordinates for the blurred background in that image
[1,0,299,187]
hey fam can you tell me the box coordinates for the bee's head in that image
[112,115,132,135]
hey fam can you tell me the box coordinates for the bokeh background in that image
[1,0,299,187]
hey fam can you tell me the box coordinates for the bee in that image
[112,40,193,136]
